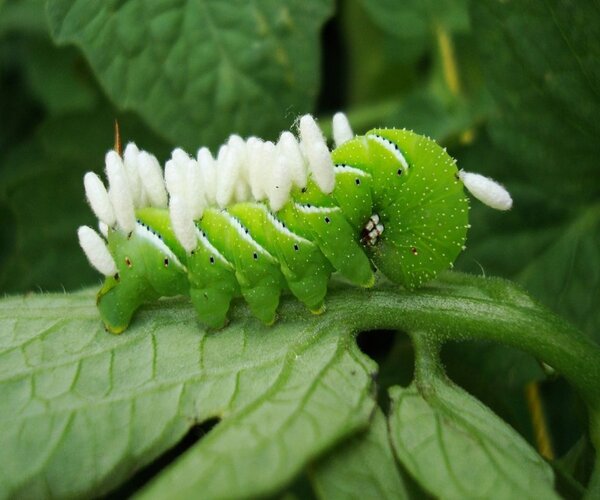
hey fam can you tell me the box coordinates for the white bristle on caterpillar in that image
[105,151,136,233]
[332,112,353,147]
[299,115,335,194]
[169,195,198,253]
[138,151,168,208]
[84,172,115,227]
[458,171,513,211]
[78,225,118,276]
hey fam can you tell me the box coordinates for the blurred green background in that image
[0,0,598,485]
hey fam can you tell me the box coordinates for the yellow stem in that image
[525,381,555,460]
[435,23,461,97]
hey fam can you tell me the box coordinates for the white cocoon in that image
[169,195,197,253]
[138,151,168,208]
[185,158,205,219]
[78,225,117,276]
[164,154,187,199]
[332,112,353,147]
[197,147,218,205]
[216,145,240,208]
[84,172,115,227]
[247,137,267,201]
[268,154,293,211]
[123,142,144,207]
[98,221,109,238]
[459,170,513,211]
[298,115,335,193]
[228,135,250,203]
[278,131,307,189]
[257,141,277,201]
[105,151,136,233]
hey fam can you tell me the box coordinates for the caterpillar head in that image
[97,226,188,333]
[332,129,469,289]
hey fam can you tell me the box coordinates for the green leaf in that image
[310,407,409,499]
[0,290,376,499]
[2,274,598,497]
[21,39,99,114]
[471,0,600,202]
[517,204,600,341]
[388,380,559,499]
[45,0,334,151]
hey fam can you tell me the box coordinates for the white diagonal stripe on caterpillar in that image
[366,133,410,172]
[134,221,186,270]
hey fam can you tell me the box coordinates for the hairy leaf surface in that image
[0,290,376,498]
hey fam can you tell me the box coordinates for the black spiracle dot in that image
[163,258,169,268]
[114,272,120,281]
[293,244,299,251]
[209,256,215,264]
[397,169,403,176]
[301,187,307,193]
[125,257,132,268]
[355,178,361,185]
[253,252,258,260]
[324,217,331,224]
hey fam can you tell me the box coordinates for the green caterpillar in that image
[78,113,512,333]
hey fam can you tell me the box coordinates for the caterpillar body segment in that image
[227,203,333,315]
[187,222,240,330]
[98,218,188,334]
[79,113,512,333]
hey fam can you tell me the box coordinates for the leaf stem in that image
[320,273,600,483]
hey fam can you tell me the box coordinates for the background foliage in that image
[0,0,598,498]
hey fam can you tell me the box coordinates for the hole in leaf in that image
[355,330,414,412]
[103,417,220,498]
[280,471,318,500]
